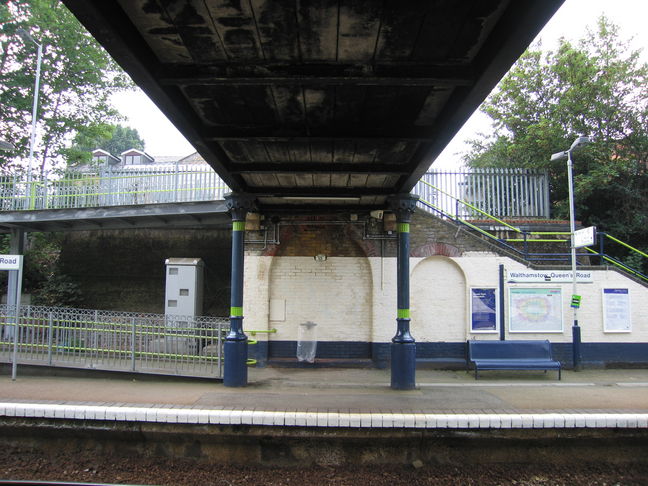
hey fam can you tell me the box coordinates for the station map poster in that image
[470,288,497,332]
[603,288,631,332]
[509,288,563,333]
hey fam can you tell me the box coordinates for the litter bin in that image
[296,321,317,363]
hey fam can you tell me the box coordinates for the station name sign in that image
[0,254,22,271]
[507,270,593,283]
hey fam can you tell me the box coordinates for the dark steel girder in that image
[230,163,409,175]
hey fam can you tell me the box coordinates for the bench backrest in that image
[468,340,554,360]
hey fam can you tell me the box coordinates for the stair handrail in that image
[418,179,647,282]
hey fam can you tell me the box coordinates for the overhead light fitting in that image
[282,196,361,202]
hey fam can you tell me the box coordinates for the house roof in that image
[120,148,155,160]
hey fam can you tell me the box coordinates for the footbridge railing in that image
[0,305,228,378]
[2,167,550,220]
[0,166,229,211]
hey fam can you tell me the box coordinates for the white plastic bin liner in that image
[296,321,318,363]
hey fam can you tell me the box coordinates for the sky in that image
[111,0,648,165]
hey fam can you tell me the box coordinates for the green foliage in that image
[0,0,133,173]
[464,16,648,264]
[31,273,84,307]
[65,123,145,166]
[101,125,145,157]
[22,232,60,291]
[0,232,84,307]
[63,122,115,166]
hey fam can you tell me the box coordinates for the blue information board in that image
[471,288,497,332]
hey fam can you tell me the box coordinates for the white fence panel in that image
[413,168,550,219]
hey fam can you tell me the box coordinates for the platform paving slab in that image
[1,368,648,429]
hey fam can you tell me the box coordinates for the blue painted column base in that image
[390,342,416,390]
[572,324,582,371]
[224,339,248,387]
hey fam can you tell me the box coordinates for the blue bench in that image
[467,340,561,380]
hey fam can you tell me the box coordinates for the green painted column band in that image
[230,306,243,317]
[232,221,245,231]
[397,308,410,318]
[398,223,410,233]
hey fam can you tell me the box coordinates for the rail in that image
[0,167,229,211]
[0,167,644,281]
[413,168,550,219]
[0,305,229,378]
[3,167,549,219]
[417,179,647,282]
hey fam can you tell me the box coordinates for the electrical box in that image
[164,258,204,318]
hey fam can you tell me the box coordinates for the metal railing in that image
[413,168,550,219]
[2,167,549,219]
[1,165,643,279]
[0,305,228,378]
[417,178,648,282]
[0,166,229,211]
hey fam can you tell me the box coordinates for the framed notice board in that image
[470,287,498,333]
[603,288,631,332]
[509,287,563,333]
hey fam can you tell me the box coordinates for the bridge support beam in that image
[223,194,256,387]
[389,194,419,390]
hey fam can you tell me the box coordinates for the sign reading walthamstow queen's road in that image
[507,270,593,283]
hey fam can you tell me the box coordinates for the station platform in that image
[1,367,648,430]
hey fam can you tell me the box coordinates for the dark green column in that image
[223,193,256,387]
[388,194,419,390]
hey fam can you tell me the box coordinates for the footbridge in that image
[16,1,568,388]
[61,0,563,212]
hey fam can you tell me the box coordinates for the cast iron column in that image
[224,193,256,387]
[389,194,419,390]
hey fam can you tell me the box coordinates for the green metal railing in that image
[0,305,228,378]
[417,179,647,282]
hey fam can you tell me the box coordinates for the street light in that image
[551,135,591,371]
[16,28,43,185]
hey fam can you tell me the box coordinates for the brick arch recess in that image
[411,242,462,258]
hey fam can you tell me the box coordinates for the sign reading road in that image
[0,254,21,271]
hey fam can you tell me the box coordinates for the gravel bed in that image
[1,447,647,485]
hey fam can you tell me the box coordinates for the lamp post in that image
[16,28,43,185]
[0,141,16,151]
[551,135,591,371]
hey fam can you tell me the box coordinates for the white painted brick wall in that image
[244,253,648,345]
[265,256,372,342]
[410,257,467,342]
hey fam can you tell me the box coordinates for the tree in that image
[463,16,648,270]
[101,125,144,157]
[0,0,133,174]
[65,123,145,166]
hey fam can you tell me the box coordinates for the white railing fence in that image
[0,166,229,211]
[1,166,550,219]
[414,168,550,219]
[0,304,228,378]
